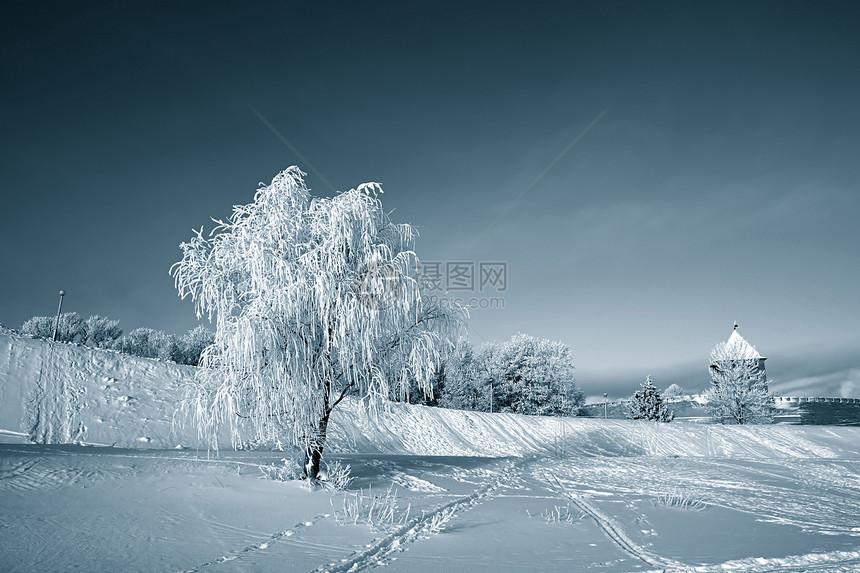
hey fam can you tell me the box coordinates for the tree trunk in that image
[304,382,332,481]
[304,407,331,480]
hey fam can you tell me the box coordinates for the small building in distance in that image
[709,323,767,383]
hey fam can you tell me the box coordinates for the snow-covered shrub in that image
[320,460,353,490]
[174,326,215,366]
[83,315,122,347]
[626,376,673,422]
[706,341,774,424]
[260,457,303,482]
[425,505,457,534]
[22,312,85,342]
[662,383,684,398]
[653,488,708,511]
[333,484,409,531]
[530,504,585,525]
[171,167,464,479]
[112,327,177,360]
[21,315,53,339]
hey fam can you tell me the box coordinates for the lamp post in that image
[603,392,608,419]
[52,290,65,342]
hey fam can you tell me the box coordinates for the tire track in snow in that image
[309,459,521,573]
[645,549,860,573]
[178,513,330,572]
[0,458,97,491]
[0,458,41,484]
[544,474,685,570]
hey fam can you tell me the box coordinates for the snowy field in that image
[2,413,860,571]
[2,333,860,571]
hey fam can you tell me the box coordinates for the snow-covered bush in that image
[21,315,54,339]
[706,341,774,424]
[662,383,684,398]
[626,376,673,422]
[653,488,708,511]
[320,460,353,490]
[260,457,304,482]
[532,504,585,525]
[112,327,177,360]
[333,484,408,530]
[21,312,85,343]
[83,315,123,347]
[171,167,464,479]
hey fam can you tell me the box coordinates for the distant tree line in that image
[392,333,585,417]
[18,312,213,366]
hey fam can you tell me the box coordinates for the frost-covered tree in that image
[437,339,486,410]
[626,376,673,422]
[171,167,464,479]
[387,359,444,406]
[440,334,583,416]
[22,312,85,343]
[488,334,583,416]
[706,341,773,424]
[662,383,684,398]
[84,315,123,347]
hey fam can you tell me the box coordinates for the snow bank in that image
[3,331,860,459]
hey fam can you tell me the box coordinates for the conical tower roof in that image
[724,329,764,360]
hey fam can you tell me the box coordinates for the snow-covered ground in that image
[2,331,860,571]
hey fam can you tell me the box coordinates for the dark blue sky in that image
[2,1,858,398]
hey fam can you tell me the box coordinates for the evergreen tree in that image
[626,376,673,422]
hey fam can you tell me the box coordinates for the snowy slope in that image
[2,331,860,460]
[0,330,199,448]
[327,398,860,459]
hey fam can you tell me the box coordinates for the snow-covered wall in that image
[580,396,860,425]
